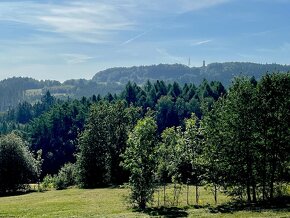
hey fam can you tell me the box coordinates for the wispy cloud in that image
[60,53,95,64]
[0,0,229,44]
[191,39,213,46]
[0,1,135,44]
[156,48,185,63]
[132,0,230,14]
[256,42,290,53]
[121,29,152,45]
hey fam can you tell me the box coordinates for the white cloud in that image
[191,39,213,46]
[60,53,95,64]
[0,0,229,44]
[0,1,135,44]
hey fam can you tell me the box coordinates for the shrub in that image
[0,133,37,195]
[54,163,77,190]
[41,175,55,190]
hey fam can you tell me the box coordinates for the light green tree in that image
[122,116,157,209]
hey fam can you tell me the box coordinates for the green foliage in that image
[0,133,37,194]
[29,100,87,176]
[156,96,179,133]
[184,114,205,185]
[202,72,290,202]
[157,127,186,184]
[54,163,77,190]
[76,101,140,188]
[122,116,158,209]
[41,175,55,190]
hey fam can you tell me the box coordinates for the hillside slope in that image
[93,62,290,86]
[1,62,289,111]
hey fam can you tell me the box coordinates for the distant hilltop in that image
[92,62,290,87]
[0,62,289,111]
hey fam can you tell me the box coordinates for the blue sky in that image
[0,0,290,81]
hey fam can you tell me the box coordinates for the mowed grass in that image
[0,186,289,218]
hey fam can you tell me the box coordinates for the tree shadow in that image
[208,196,290,214]
[0,189,37,198]
[136,206,188,217]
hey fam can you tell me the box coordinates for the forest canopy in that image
[0,72,289,210]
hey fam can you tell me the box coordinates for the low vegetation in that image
[0,186,289,217]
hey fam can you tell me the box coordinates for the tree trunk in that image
[195,185,199,205]
[139,195,146,210]
[37,179,40,192]
[163,184,166,206]
[252,182,257,203]
[246,181,252,203]
[270,158,277,201]
[157,189,160,207]
[173,183,177,206]
[214,184,217,205]
[187,183,189,205]
[262,162,266,201]
[176,185,181,206]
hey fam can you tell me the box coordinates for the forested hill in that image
[0,77,123,111]
[92,62,290,86]
[1,62,289,111]
[0,77,60,111]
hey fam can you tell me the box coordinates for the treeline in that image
[93,62,290,87]
[0,79,224,177]
[0,77,124,112]
[0,73,289,210]
[123,73,290,208]
[0,77,60,111]
[2,62,290,112]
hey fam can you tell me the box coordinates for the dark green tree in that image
[0,133,37,194]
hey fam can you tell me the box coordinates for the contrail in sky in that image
[121,29,152,45]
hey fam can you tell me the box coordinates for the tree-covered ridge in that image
[93,62,290,86]
[0,77,60,111]
[0,77,124,112]
[1,62,289,112]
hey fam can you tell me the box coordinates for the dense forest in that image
[93,62,290,86]
[0,79,224,177]
[1,62,289,112]
[0,72,289,210]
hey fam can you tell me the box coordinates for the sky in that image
[0,0,290,81]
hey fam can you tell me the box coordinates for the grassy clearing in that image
[0,186,289,218]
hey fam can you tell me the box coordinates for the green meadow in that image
[0,186,289,218]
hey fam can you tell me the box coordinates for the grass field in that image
[0,186,289,217]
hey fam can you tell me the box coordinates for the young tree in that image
[122,116,158,210]
[202,100,226,204]
[157,126,186,206]
[184,114,205,205]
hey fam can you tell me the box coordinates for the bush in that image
[0,133,37,195]
[55,163,77,189]
[41,175,55,190]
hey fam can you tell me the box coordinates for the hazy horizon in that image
[1,0,290,81]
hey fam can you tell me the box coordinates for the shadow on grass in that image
[0,189,38,198]
[135,206,189,217]
[208,196,290,214]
